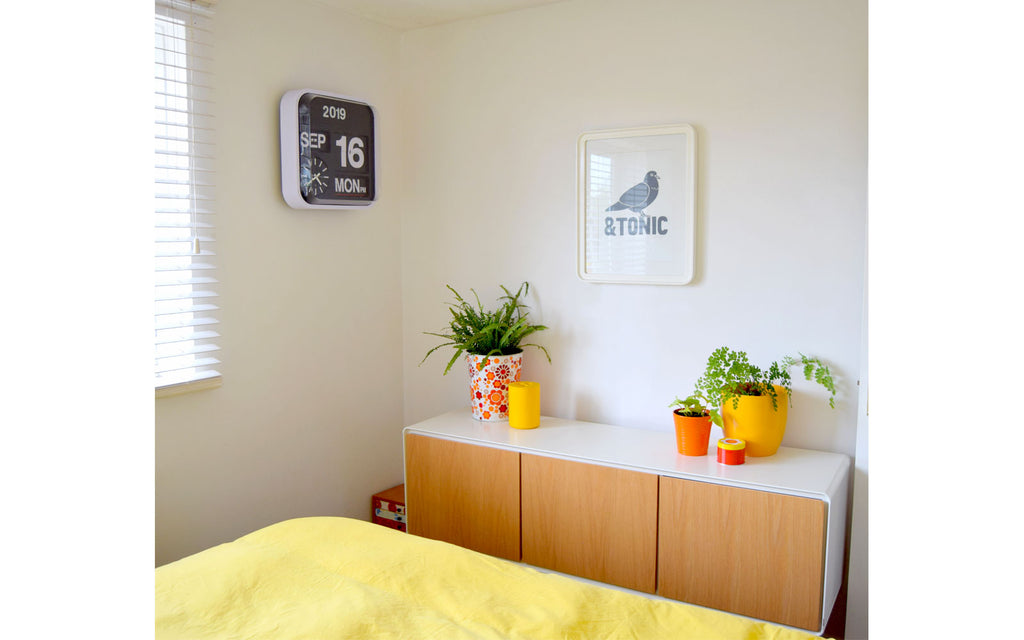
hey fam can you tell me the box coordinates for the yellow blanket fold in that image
[156,517,827,640]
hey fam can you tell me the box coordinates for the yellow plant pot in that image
[720,385,789,457]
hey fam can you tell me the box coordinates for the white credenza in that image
[403,409,849,635]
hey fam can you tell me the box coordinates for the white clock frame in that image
[280,88,378,209]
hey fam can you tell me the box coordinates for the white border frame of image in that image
[576,123,695,285]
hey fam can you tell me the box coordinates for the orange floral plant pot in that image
[721,385,789,457]
[672,410,713,456]
[467,352,523,421]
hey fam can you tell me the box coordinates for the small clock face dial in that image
[300,156,329,197]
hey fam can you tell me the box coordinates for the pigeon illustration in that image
[606,170,660,215]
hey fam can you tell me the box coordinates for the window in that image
[154,0,219,394]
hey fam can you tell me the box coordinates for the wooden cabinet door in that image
[404,433,520,561]
[657,476,827,631]
[521,454,658,593]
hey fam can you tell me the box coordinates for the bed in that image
[156,516,830,639]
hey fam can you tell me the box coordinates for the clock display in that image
[280,90,377,208]
[301,156,330,197]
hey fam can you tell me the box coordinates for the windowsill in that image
[156,375,222,399]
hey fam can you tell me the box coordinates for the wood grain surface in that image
[521,454,658,593]
[405,433,521,560]
[657,476,826,631]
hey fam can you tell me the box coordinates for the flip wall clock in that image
[280,89,377,209]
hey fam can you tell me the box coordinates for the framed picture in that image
[576,124,696,285]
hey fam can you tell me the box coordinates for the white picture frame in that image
[576,124,696,285]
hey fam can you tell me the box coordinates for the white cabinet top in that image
[404,409,849,500]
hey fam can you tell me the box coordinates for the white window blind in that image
[155,0,219,392]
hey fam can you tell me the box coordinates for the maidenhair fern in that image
[685,347,837,427]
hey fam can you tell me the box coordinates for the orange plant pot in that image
[720,385,789,457]
[672,410,713,456]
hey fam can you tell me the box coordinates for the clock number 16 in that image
[335,136,365,169]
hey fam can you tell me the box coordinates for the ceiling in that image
[313,0,567,31]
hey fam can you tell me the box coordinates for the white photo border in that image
[576,124,696,285]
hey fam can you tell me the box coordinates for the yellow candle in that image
[508,381,540,430]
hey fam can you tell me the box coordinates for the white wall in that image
[155,0,405,566]
[401,0,867,453]
[846,254,869,639]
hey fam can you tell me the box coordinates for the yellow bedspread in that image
[156,517,828,639]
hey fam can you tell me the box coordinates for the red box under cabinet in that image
[371,484,406,532]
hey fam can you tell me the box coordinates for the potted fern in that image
[691,347,837,456]
[421,282,551,421]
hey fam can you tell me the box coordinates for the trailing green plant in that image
[688,347,836,427]
[420,282,552,375]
